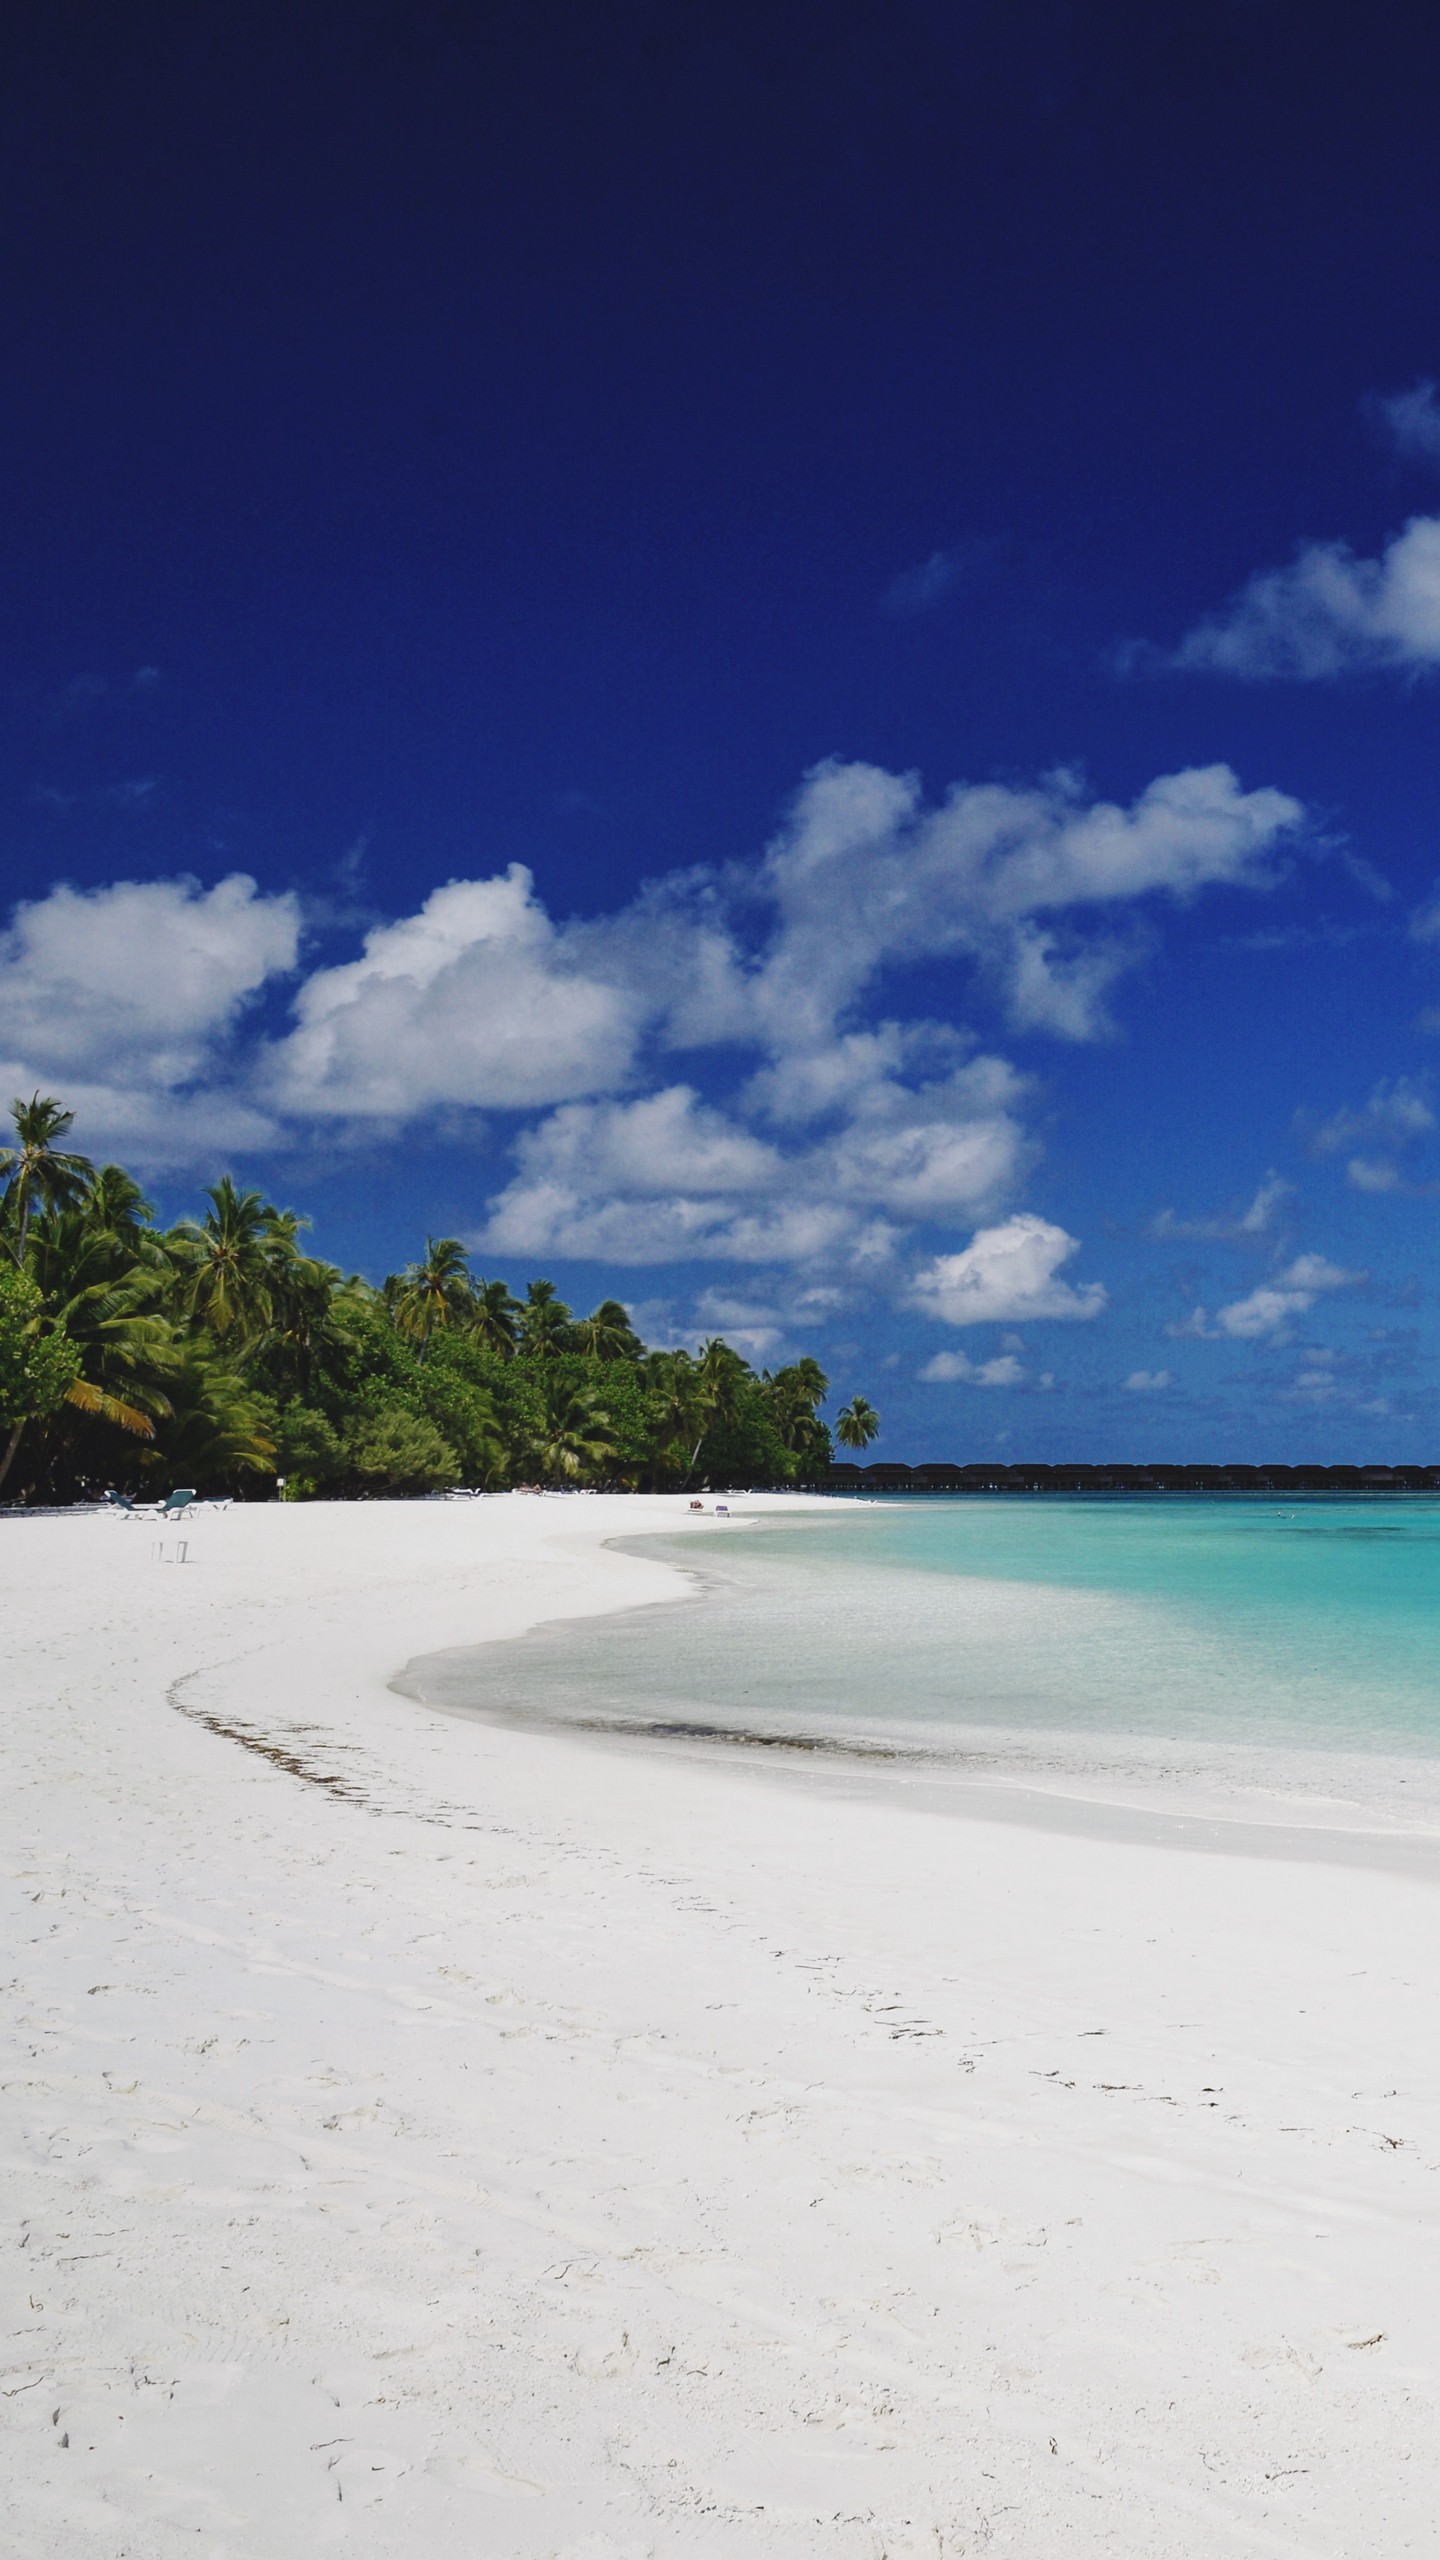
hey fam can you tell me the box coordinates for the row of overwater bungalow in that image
[820,1461,1440,1495]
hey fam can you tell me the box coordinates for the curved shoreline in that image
[394,1511,1440,1876]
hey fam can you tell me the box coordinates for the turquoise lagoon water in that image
[392,1495,1440,1843]
[408,1500,1440,1801]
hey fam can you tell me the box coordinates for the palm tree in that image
[764,1357,830,1452]
[171,1178,282,1343]
[697,1336,749,1404]
[470,1277,523,1358]
[532,1379,616,1486]
[518,1277,573,1358]
[266,1249,348,1399]
[573,1297,643,1361]
[391,1236,473,1359]
[835,1394,880,1450]
[665,1336,753,1484]
[23,1179,277,1496]
[3,1197,164,1493]
[644,1348,709,1483]
[790,1355,830,1405]
[0,1094,95,1258]
[25,1214,170,1437]
[151,1338,276,1485]
[87,1163,155,1245]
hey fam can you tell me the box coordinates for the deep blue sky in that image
[6,0,1440,1456]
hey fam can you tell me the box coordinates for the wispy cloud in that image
[880,539,996,616]
[32,776,157,812]
[1306,1078,1435,1154]
[1122,1368,1172,1391]
[1409,883,1440,943]
[1298,1077,1437,1195]
[1219,918,1391,954]
[1151,1173,1293,1242]
[1370,379,1440,468]
[1174,1254,1363,1344]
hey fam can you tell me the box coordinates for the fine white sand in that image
[3,1493,1438,2559]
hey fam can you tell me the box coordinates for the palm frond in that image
[63,1377,155,1436]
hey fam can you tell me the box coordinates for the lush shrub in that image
[0,1267,80,1429]
[274,1402,347,1495]
[345,1405,461,1494]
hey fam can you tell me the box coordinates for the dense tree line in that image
[0,1095,881,1503]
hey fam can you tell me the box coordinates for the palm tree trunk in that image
[0,1418,25,1497]
[5,1179,32,1271]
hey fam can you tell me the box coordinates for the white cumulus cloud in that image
[266,867,637,1117]
[0,873,299,1164]
[919,1348,1026,1385]
[750,758,1301,1049]
[1123,1368,1172,1391]
[473,1045,1035,1267]
[910,1214,1106,1328]
[1171,515,1440,680]
[0,752,1308,1291]
[0,873,299,1078]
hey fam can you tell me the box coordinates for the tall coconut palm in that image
[470,1277,523,1358]
[1,1199,162,1493]
[697,1336,750,1404]
[665,1336,753,1484]
[532,1379,616,1486]
[573,1297,643,1361]
[151,1338,275,1485]
[518,1277,573,1358]
[87,1163,155,1246]
[265,1249,348,1399]
[835,1394,880,1450]
[171,1178,282,1343]
[24,1206,171,1429]
[764,1357,830,1450]
[391,1237,473,1359]
[0,1093,95,1257]
[644,1348,709,1482]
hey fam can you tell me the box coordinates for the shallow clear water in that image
[412,1499,1440,1777]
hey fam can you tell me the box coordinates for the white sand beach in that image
[3,1493,1439,2559]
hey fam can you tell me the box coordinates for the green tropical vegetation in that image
[836,1394,881,1451]
[0,1094,876,1505]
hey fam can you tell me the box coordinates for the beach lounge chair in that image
[155,1488,198,1520]
[101,1490,137,1514]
